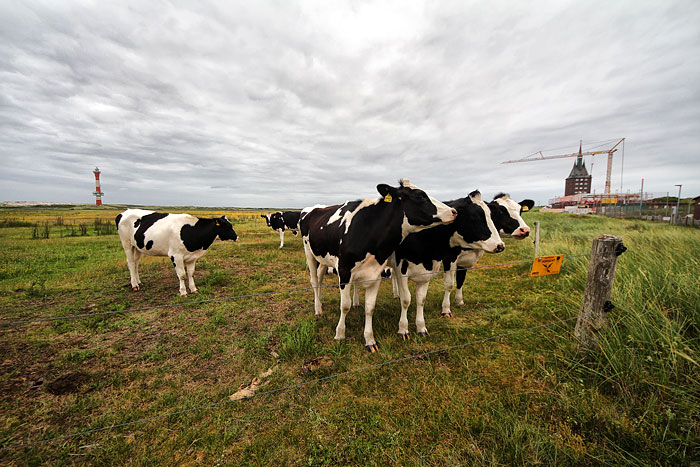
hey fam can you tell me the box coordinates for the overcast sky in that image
[1,0,699,208]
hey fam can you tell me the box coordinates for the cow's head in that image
[260,214,271,227]
[215,216,238,242]
[491,193,535,239]
[450,191,504,253]
[377,179,457,233]
[269,211,284,229]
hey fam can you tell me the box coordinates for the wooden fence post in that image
[574,234,625,351]
[533,221,540,257]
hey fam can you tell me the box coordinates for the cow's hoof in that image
[399,332,410,341]
[418,330,430,337]
[191,289,199,294]
[456,301,464,306]
[365,344,379,353]
[441,312,453,319]
[334,336,345,341]
[132,286,139,291]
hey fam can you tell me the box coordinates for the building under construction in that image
[548,192,650,211]
[503,138,630,211]
[541,139,637,210]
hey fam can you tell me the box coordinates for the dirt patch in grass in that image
[46,372,91,395]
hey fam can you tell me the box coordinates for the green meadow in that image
[0,206,698,465]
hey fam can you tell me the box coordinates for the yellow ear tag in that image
[215,220,221,226]
[384,194,392,203]
[522,206,529,212]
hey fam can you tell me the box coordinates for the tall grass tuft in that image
[540,215,700,463]
[278,318,317,361]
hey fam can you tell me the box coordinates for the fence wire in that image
[1,315,578,451]
[0,254,591,328]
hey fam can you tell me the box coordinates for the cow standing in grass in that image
[451,194,534,309]
[261,211,301,248]
[390,191,504,338]
[116,209,238,296]
[299,179,457,352]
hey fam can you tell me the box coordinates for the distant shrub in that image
[0,219,34,228]
[94,218,116,235]
[31,222,50,239]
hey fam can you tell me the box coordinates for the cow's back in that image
[117,209,198,255]
[300,205,343,261]
[117,209,155,240]
[283,211,301,229]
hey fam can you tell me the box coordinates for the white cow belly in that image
[351,254,386,286]
[456,249,484,268]
[404,260,441,283]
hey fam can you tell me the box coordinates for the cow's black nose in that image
[495,244,505,253]
[451,208,457,217]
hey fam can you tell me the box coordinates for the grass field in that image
[1,205,698,465]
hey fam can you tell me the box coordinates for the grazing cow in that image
[116,209,238,296]
[261,211,301,248]
[299,179,457,352]
[391,191,504,338]
[452,194,535,307]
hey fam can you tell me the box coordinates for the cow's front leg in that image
[455,267,467,306]
[278,229,285,248]
[415,280,430,336]
[185,260,198,294]
[172,255,188,296]
[396,270,411,340]
[363,280,381,352]
[335,281,352,340]
[441,265,455,318]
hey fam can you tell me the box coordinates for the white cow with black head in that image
[299,179,457,352]
[116,209,238,296]
[261,211,301,248]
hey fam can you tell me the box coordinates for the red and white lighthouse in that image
[93,167,104,206]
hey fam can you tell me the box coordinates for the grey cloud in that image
[1,0,699,208]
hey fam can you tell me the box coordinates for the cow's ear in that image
[469,190,482,203]
[520,199,535,212]
[377,184,399,202]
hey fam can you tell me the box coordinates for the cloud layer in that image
[2,0,699,207]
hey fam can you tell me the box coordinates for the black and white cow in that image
[116,209,238,296]
[390,191,504,338]
[299,179,457,352]
[452,194,534,307]
[261,211,301,248]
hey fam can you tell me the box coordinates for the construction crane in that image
[502,138,625,194]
